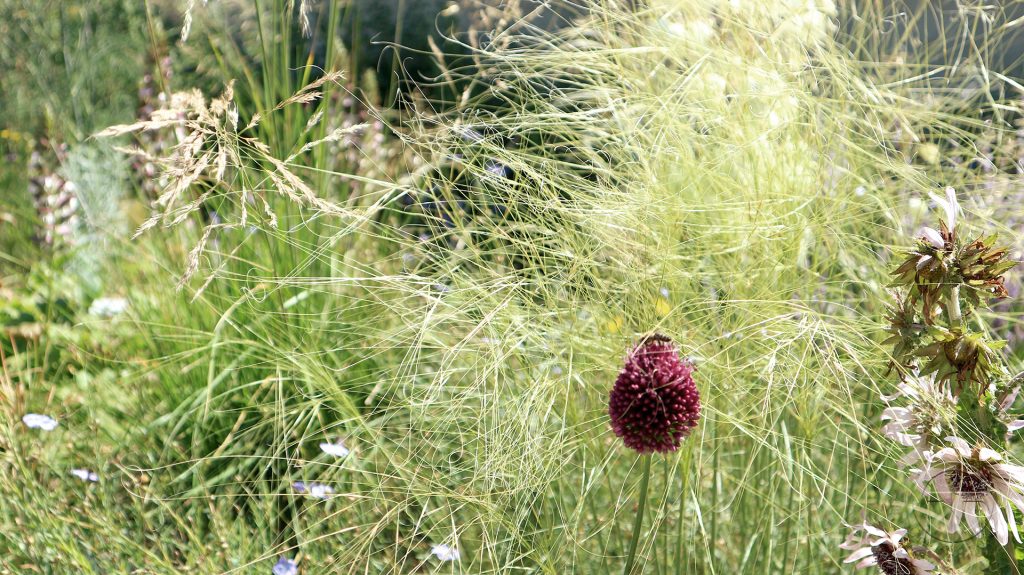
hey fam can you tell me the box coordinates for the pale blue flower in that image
[309,483,334,499]
[293,481,333,499]
[272,556,298,575]
[430,544,460,562]
[659,287,670,298]
[70,469,99,482]
[22,413,58,431]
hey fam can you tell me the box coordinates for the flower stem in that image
[623,455,651,575]
[947,285,962,325]
[986,534,1021,575]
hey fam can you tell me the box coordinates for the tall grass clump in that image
[4,0,1024,573]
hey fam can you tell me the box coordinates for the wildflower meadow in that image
[3,1,1024,574]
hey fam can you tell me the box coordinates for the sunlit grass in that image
[2,1,1024,573]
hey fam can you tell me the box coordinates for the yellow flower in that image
[655,299,671,317]
[605,315,624,334]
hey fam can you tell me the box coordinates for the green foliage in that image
[3,1,1024,574]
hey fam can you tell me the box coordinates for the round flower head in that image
[916,437,1024,546]
[839,523,936,575]
[608,334,701,453]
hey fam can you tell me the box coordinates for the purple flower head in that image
[608,334,701,454]
[272,556,298,575]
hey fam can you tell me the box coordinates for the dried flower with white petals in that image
[917,437,1024,545]
[880,376,954,466]
[918,227,945,249]
[839,523,936,575]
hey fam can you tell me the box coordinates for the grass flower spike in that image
[608,335,701,454]
[840,523,936,575]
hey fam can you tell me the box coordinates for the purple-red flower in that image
[608,334,701,453]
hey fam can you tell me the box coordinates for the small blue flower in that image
[484,161,512,180]
[293,481,333,499]
[22,413,58,431]
[70,469,99,482]
[272,556,298,575]
[309,483,334,499]
[659,287,670,299]
[430,543,460,562]
[551,366,563,375]
[459,127,484,143]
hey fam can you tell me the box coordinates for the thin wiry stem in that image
[623,455,651,575]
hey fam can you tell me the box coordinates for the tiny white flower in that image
[22,413,59,431]
[659,287,670,298]
[70,469,99,482]
[551,366,563,376]
[88,296,129,318]
[839,522,935,574]
[430,543,460,562]
[854,186,866,197]
[319,440,350,458]
[308,483,334,499]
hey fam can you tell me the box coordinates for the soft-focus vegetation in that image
[2,1,1024,573]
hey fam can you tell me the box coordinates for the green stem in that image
[947,285,962,325]
[986,534,1021,575]
[623,455,652,575]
